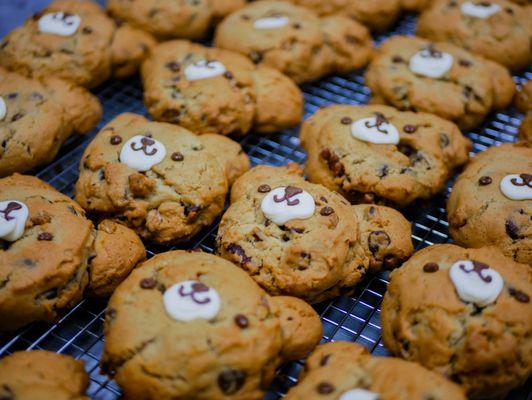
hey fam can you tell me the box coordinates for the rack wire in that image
[0,9,530,400]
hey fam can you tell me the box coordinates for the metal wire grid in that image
[1,11,531,400]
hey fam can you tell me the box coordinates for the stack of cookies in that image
[0,0,530,399]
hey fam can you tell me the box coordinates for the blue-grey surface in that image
[0,0,48,37]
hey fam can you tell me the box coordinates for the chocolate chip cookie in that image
[141,40,303,136]
[301,104,471,207]
[401,0,433,11]
[75,113,250,244]
[108,0,246,40]
[0,0,156,88]
[417,0,532,71]
[0,351,89,400]
[365,35,515,130]
[214,1,373,83]
[216,164,413,303]
[382,244,532,399]
[0,67,101,177]
[285,341,467,400]
[516,80,532,144]
[447,142,531,264]
[101,250,322,399]
[0,174,145,332]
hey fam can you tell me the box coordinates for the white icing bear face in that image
[120,135,166,172]
[499,174,532,200]
[38,12,81,36]
[163,280,221,322]
[254,14,290,29]
[0,97,6,121]
[339,389,380,400]
[184,60,227,81]
[261,186,315,225]
[351,112,399,145]
[449,260,503,307]
[0,200,29,242]
[461,1,501,18]
[409,45,454,79]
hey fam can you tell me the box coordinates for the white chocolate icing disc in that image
[184,60,227,81]
[163,281,221,321]
[38,12,81,36]
[449,260,503,307]
[409,47,454,79]
[261,186,315,225]
[499,174,532,200]
[461,2,501,18]
[254,15,290,29]
[0,200,29,242]
[120,135,166,172]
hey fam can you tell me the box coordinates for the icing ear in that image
[484,59,515,110]
[269,296,322,361]
[110,24,156,79]
[251,66,303,133]
[200,134,250,186]
[88,220,146,297]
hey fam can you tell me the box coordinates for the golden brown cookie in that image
[515,80,532,113]
[0,174,145,332]
[75,113,250,244]
[301,104,471,207]
[401,0,433,11]
[447,143,531,264]
[214,1,373,83]
[0,67,101,177]
[0,0,156,88]
[285,342,467,400]
[101,251,322,399]
[141,40,303,136]
[382,244,532,399]
[0,351,89,400]
[216,164,413,303]
[365,35,515,130]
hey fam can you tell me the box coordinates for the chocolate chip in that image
[6,93,17,99]
[162,109,181,122]
[378,165,389,178]
[82,26,92,34]
[11,113,23,122]
[110,135,122,145]
[184,204,200,217]
[340,117,352,125]
[368,231,391,255]
[293,22,301,29]
[423,262,439,273]
[509,287,530,303]
[403,124,417,133]
[320,206,334,216]
[320,354,331,366]
[478,176,492,186]
[140,278,157,289]
[165,61,180,72]
[258,184,271,193]
[37,232,53,241]
[218,369,246,394]
[320,148,331,160]
[459,59,471,67]
[398,143,415,157]
[505,7,513,13]
[241,14,250,20]
[505,219,520,240]
[392,55,405,63]
[234,314,249,328]
[249,51,263,64]
[317,382,334,394]
[171,152,184,161]
[439,133,450,148]
[223,71,233,79]
[227,244,251,265]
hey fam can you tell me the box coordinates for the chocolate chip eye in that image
[392,55,405,63]
[140,278,157,289]
[165,61,180,72]
[82,26,92,34]
[478,176,492,186]
[171,152,184,161]
[293,22,301,29]
[6,93,18,99]
[234,314,249,328]
[217,369,246,394]
[223,71,233,79]
[423,262,439,272]
[403,124,417,133]
[110,135,122,145]
[509,287,530,303]
[320,206,334,216]
[459,59,472,67]
[317,382,334,394]
[258,184,271,193]
[340,117,352,125]
[37,232,53,241]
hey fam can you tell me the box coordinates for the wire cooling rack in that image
[1,8,531,400]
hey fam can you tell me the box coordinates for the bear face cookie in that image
[381,244,531,399]
[141,40,303,136]
[0,0,156,88]
[0,67,101,177]
[214,1,373,84]
[365,36,515,130]
[216,164,413,303]
[301,105,471,207]
[447,143,531,265]
[0,174,146,332]
[285,342,467,400]
[75,113,250,244]
[101,251,322,400]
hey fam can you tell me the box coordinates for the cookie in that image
[214,1,373,84]
[108,0,246,40]
[381,244,532,399]
[401,0,433,11]
[301,104,471,207]
[141,40,303,136]
[276,0,401,31]
[365,35,515,130]
[417,0,531,71]
[285,341,467,400]
[447,143,531,264]
[0,174,145,332]
[0,351,89,400]
[75,113,250,244]
[0,67,101,177]
[0,0,156,88]
[216,164,413,303]
[101,250,322,399]
[515,80,532,113]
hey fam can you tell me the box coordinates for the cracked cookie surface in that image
[101,251,322,400]
[0,0,155,88]
[75,113,250,244]
[0,174,145,332]
[365,35,515,130]
[301,104,471,207]
[381,244,532,399]
[216,164,413,303]
[285,341,466,400]
[447,143,532,264]
[214,1,373,83]
[141,40,303,136]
